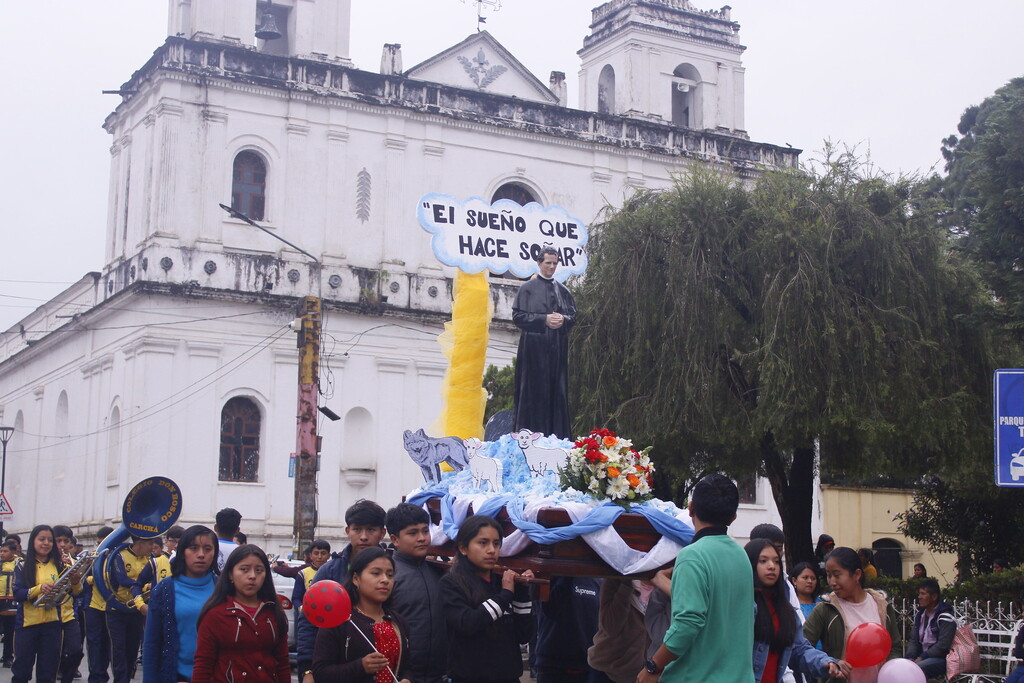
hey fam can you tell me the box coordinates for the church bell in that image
[255,1,283,41]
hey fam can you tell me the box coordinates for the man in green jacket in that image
[637,474,754,683]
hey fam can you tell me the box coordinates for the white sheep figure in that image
[514,429,569,477]
[464,437,503,492]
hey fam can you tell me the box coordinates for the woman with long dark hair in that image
[142,525,218,683]
[12,524,80,683]
[745,540,842,683]
[311,546,411,682]
[192,544,290,683]
[803,546,900,683]
[439,515,534,683]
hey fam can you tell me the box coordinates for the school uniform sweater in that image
[107,547,154,610]
[439,570,533,682]
[13,559,63,627]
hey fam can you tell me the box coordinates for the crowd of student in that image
[0,478,1014,683]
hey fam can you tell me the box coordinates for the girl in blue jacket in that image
[141,525,218,683]
[744,539,846,683]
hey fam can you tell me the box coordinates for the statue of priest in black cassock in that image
[512,247,577,439]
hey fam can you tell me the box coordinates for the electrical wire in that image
[4,305,276,336]
[9,325,291,448]
[0,279,78,285]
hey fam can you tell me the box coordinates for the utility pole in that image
[293,296,321,552]
[218,204,322,555]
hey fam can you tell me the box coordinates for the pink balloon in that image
[301,579,352,628]
[845,622,891,668]
[878,658,927,683]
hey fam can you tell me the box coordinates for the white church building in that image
[0,0,803,551]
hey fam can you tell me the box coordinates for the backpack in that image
[946,618,981,677]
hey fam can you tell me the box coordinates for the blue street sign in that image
[994,369,1024,487]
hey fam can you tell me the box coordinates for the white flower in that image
[606,476,629,499]
[588,478,602,493]
[634,477,651,495]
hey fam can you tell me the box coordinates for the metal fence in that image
[891,599,1020,678]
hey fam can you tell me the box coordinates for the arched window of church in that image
[491,183,536,206]
[107,406,121,484]
[56,391,69,437]
[219,397,261,482]
[598,65,616,115]
[231,151,267,221]
[671,64,701,128]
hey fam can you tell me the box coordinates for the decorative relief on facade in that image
[457,49,508,89]
[356,168,371,223]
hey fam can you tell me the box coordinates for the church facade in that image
[0,0,801,550]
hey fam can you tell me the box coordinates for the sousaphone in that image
[92,477,182,612]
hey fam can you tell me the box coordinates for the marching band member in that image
[0,541,21,667]
[54,526,86,683]
[13,525,80,683]
[106,535,155,683]
[150,538,172,584]
[292,539,330,612]
[85,526,114,683]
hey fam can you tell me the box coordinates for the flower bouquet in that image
[559,428,655,508]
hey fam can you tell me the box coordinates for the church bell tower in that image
[578,0,746,135]
[167,0,352,63]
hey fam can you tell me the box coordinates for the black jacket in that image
[311,608,410,683]
[440,570,533,682]
[905,600,957,660]
[390,551,448,678]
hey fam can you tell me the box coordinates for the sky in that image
[1,0,1022,333]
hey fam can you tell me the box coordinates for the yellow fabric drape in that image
[433,270,492,445]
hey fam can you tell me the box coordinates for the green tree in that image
[483,361,515,422]
[571,153,993,566]
[897,476,1024,580]
[894,78,1024,580]
[941,76,1024,334]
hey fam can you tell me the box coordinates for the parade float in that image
[402,427,693,581]
[410,192,693,582]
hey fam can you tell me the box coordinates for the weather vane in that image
[461,0,501,32]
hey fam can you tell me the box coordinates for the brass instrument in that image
[93,477,182,613]
[34,552,97,608]
[115,582,152,609]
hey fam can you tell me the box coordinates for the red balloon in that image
[301,580,352,629]
[845,622,891,668]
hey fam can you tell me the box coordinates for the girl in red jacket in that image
[192,544,289,683]
[311,546,411,683]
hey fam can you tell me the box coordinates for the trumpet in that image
[35,553,97,608]
[115,582,152,610]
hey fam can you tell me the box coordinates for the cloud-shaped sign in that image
[417,193,588,282]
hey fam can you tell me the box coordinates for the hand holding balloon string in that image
[303,580,402,683]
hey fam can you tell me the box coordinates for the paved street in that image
[0,653,538,683]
